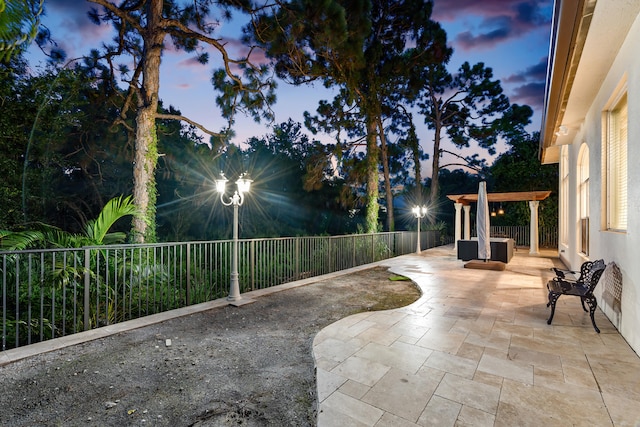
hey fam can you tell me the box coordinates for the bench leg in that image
[583,296,600,333]
[547,292,560,325]
[580,298,588,312]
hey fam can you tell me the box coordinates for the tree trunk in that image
[409,122,423,203]
[377,117,394,231]
[364,115,380,233]
[131,0,163,243]
[429,121,442,224]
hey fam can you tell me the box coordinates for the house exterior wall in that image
[560,13,640,354]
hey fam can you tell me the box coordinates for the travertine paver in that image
[314,246,640,426]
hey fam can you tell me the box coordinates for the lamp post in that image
[412,206,428,253]
[216,173,252,303]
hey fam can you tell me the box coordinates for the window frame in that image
[578,144,589,255]
[603,88,628,232]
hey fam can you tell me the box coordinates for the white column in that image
[463,205,471,240]
[454,203,463,251]
[229,198,241,301]
[529,200,540,255]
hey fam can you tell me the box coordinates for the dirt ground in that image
[0,266,420,427]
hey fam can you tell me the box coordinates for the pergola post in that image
[529,200,540,255]
[454,202,463,251]
[463,205,471,240]
[447,191,550,255]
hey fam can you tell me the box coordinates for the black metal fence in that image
[470,225,558,248]
[1,231,440,351]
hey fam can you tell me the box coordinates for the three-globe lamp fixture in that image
[412,206,428,254]
[215,173,252,303]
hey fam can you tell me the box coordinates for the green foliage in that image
[0,3,551,242]
[216,120,356,237]
[86,196,139,245]
[424,221,447,233]
[0,246,188,349]
[0,0,43,62]
[0,196,138,250]
[211,65,277,125]
[252,1,451,234]
[0,59,134,232]
[415,60,533,210]
[488,131,558,227]
[85,0,277,241]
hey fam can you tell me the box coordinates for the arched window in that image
[578,144,589,255]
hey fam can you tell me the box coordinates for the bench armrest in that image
[551,267,578,280]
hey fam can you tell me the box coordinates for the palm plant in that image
[1,196,138,348]
[0,195,138,250]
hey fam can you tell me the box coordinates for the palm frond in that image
[46,230,90,249]
[85,195,138,244]
[101,232,128,246]
[0,230,46,250]
[0,0,44,62]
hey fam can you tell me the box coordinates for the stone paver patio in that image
[314,245,640,426]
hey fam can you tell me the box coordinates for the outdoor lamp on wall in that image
[215,172,253,304]
[555,125,568,136]
[491,204,497,217]
[498,204,504,215]
[412,205,428,254]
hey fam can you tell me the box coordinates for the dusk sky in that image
[30,0,553,169]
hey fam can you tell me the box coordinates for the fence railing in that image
[1,230,440,351]
[469,225,558,248]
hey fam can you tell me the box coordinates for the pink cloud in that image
[49,0,108,42]
[177,57,204,68]
[39,0,113,60]
[509,81,545,109]
[504,57,548,83]
[433,0,551,22]
[433,0,552,51]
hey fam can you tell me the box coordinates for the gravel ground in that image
[0,266,420,427]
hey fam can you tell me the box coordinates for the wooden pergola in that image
[446,191,553,254]
[446,191,552,205]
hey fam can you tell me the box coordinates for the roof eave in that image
[539,0,593,164]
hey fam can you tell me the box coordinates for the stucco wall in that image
[562,12,640,354]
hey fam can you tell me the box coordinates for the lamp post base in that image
[227,297,256,307]
[227,274,255,306]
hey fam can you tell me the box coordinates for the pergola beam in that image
[446,191,552,205]
[447,190,552,256]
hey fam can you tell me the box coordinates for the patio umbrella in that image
[477,181,491,261]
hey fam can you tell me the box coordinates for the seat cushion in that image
[547,279,588,296]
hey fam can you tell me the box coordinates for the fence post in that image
[84,248,90,331]
[295,238,300,280]
[250,240,255,291]
[186,243,191,305]
[354,235,357,265]
[371,234,375,263]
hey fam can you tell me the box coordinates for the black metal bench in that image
[546,259,606,332]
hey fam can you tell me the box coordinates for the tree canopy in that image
[86,0,276,242]
[413,60,533,213]
[250,0,451,232]
[0,2,557,243]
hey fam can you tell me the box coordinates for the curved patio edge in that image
[313,246,640,427]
